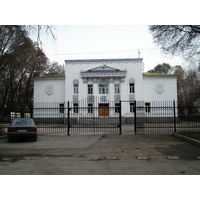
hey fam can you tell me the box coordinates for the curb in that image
[173,133,200,147]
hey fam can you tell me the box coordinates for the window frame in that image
[73,103,78,113]
[129,83,135,94]
[59,103,64,113]
[88,103,93,114]
[145,102,151,113]
[130,102,135,113]
[99,84,108,94]
[88,84,93,95]
[73,84,79,94]
[115,103,120,113]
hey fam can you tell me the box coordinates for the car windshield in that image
[12,119,34,126]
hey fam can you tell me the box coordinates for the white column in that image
[82,78,88,102]
[109,78,114,117]
[109,78,114,102]
[93,78,98,117]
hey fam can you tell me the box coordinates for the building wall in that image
[64,58,144,102]
[33,59,178,122]
[143,75,177,102]
[64,58,144,117]
[34,77,65,103]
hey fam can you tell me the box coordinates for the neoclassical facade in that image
[34,58,178,118]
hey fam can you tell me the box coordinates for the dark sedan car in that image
[7,118,38,142]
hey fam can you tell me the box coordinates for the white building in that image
[33,58,178,121]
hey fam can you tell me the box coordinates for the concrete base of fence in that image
[34,118,66,124]
[173,132,200,147]
[124,117,177,124]
[33,117,178,125]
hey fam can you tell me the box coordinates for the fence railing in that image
[1,101,200,135]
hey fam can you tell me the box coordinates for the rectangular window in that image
[73,84,78,94]
[115,84,120,94]
[145,102,151,113]
[115,103,120,113]
[99,84,108,94]
[73,103,78,113]
[88,84,93,94]
[88,103,93,114]
[59,103,64,113]
[130,103,135,113]
[129,83,135,93]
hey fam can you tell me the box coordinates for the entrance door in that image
[98,103,109,116]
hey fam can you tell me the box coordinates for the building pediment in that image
[81,64,127,79]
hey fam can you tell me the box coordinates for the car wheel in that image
[33,136,37,142]
[8,137,13,142]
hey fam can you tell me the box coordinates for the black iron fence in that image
[33,99,121,135]
[1,100,200,135]
[121,101,200,134]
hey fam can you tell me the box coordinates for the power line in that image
[46,48,159,56]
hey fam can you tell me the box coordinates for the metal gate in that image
[67,100,121,135]
[32,100,200,135]
[121,101,177,135]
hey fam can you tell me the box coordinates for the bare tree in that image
[149,25,200,69]
[43,62,64,76]
[24,25,56,47]
[0,29,49,121]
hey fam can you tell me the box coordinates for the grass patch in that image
[178,132,200,141]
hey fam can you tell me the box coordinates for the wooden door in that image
[98,103,109,116]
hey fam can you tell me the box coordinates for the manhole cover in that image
[106,156,118,160]
[136,156,149,160]
[167,156,179,160]
[2,158,13,161]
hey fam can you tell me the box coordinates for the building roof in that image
[35,72,178,79]
[65,58,143,63]
[34,74,65,79]
[143,72,178,77]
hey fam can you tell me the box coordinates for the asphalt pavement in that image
[0,134,200,175]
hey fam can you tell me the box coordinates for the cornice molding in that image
[65,58,143,65]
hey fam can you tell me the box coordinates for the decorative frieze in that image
[109,78,114,83]
[93,78,98,83]
[81,65,127,80]
[114,95,121,102]
[100,96,107,102]
[87,95,94,103]
[83,78,87,83]
[155,83,165,94]
[120,78,125,83]
[65,58,143,65]
[81,72,127,78]
[45,85,54,95]
[73,95,79,102]
[129,94,135,101]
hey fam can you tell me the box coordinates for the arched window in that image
[73,79,79,94]
[129,78,135,93]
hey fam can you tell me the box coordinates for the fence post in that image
[173,100,176,133]
[67,101,70,136]
[119,101,122,135]
[134,101,137,135]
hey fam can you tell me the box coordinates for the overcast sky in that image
[3,0,197,73]
[30,25,185,72]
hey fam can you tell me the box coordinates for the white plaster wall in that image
[64,59,144,102]
[34,78,65,103]
[65,59,144,117]
[143,76,177,102]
